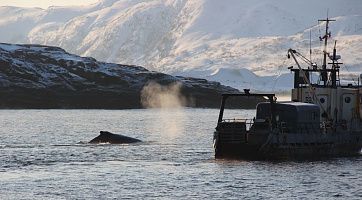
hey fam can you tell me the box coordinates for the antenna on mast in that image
[327,9,329,19]
[318,13,335,86]
[309,29,312,67]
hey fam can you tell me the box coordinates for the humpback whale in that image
[89,131,141,144]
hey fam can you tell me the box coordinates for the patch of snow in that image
[0,43,23,51]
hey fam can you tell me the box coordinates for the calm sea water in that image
[0,109,361,199]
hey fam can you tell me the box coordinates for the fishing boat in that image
[213,17,362,159]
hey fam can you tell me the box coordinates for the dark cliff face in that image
[0,43,262,109]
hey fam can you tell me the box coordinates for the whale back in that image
[89,131,141,144]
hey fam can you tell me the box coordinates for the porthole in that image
[345,97,351,103]
[319,98,325,104]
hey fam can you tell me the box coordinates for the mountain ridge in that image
[0,0,361,91]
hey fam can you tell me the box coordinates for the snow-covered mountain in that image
[0,0,361,91]
[0,42,254,108]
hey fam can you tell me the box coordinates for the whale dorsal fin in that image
[100,131,110,135]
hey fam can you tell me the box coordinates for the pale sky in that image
[0,0,99,9]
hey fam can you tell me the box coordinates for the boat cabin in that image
[256,102,320,133]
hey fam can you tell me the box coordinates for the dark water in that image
[0,109,361,199]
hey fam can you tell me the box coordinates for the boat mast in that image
[358,77,361,119]
[318,17,335,86]
[309,30,312,66]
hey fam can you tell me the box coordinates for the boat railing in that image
[222,118,255,131]
[220,119,340,134]
[277,121,335,134]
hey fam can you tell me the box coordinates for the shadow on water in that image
[211,153,362,165]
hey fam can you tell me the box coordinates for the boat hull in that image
[214,130,362,160]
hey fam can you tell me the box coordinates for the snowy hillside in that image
[0,43,257,108]
[0,0,361,91]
